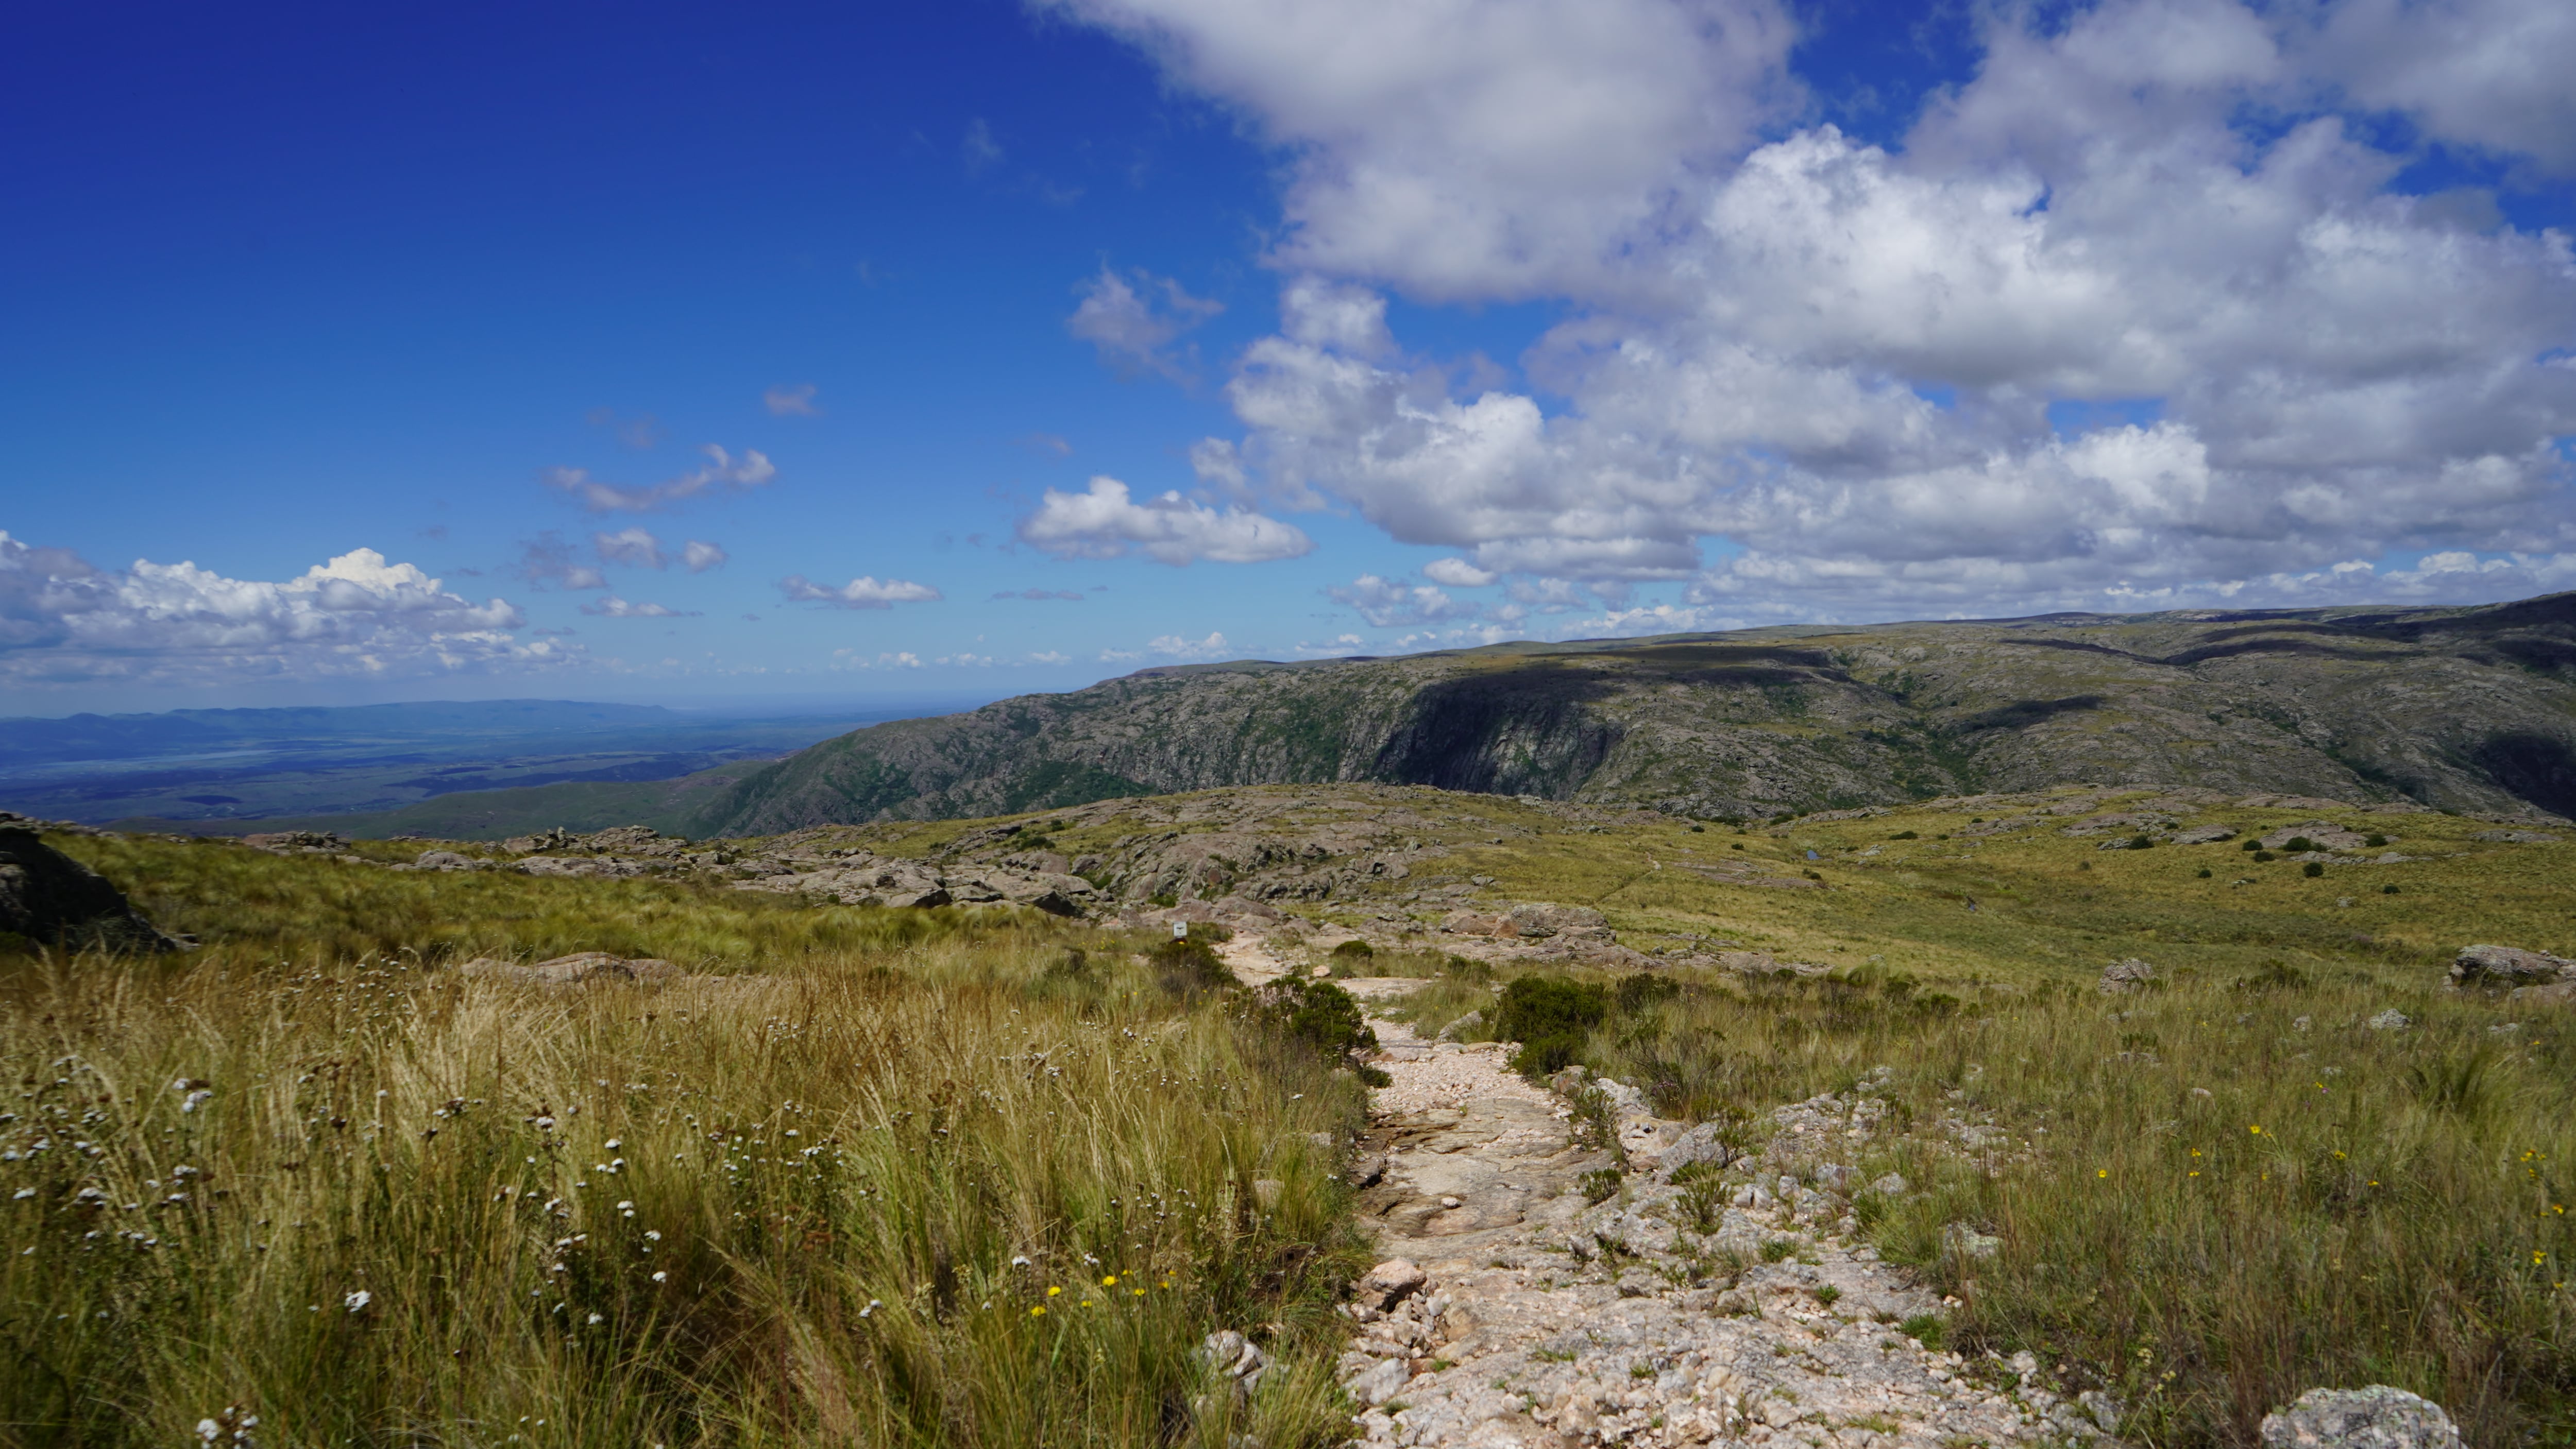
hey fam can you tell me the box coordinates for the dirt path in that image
[1320,964,2081,1449]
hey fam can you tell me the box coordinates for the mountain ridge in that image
[159,590,2576,840]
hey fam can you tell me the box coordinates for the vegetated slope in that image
[692,590,2576,832]
[244,591,2576,839]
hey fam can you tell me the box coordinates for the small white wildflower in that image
[12,1188,32,1201]
[643,1230,662,1241]
[859,1299,881,1318]
[616,1200,633,1211]
[197,1419,220,1443]
[181,1090,213,1114]
[604,1138,620,1149]
[586,1312,604,1324]
[651,1271,667,1283]
[344,1289,371,1312]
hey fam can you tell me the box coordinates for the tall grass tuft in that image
[0,874,1370,1444]
[1573,968,2576,1446]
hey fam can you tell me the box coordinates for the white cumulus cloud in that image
[1016,475,1313,565]
[1147,631,1233,660]
[0,532,558,688]
[1423,557,1498,587]
[682,540,728,572]
[778,574,944,609]
[1330,574,1476,627]
[1060,0,2576,619]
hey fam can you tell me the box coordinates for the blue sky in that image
[6,0,2574,713]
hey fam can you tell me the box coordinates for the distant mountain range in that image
[87,592,2576,839]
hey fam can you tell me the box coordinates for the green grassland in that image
[7,786,2574,1447]
[786,782,2569,994]
[0,837,1369,1448]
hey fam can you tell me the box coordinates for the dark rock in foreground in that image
[0,816,187,953]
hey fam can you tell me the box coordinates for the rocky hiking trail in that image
[1215,932,2084,1449]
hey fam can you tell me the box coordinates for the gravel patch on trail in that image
[1368,1018,1563,1118]
[1324,963,2087,1449]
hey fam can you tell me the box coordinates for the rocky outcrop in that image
[2449,944,2576,988]
[2100,958,2158,992]
[242,829,347,854]
[734,851,1093,916]
[0,823,187,952]
[2259,1386,2462,1449]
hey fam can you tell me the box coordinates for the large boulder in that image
[0,826,187,952]
[2449,944,2575,989]
[2258,1386,2462,1449]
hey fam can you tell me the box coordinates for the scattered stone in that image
[0,825,188,953]
[1197,1329,1270,1407]
[2171,824,2238,844]
[1355,1258,1429,1310]
[2100,958,2157,992]
[2366,1009,2412,1031]
[1942,1222,2003,1259]
[2259,1386,2463,1449]
[414,850,478,871]
[2473,830,2558,844]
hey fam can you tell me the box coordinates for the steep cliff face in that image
[675,591,2576,833]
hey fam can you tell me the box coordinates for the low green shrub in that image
[1495,975,1608,1079]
